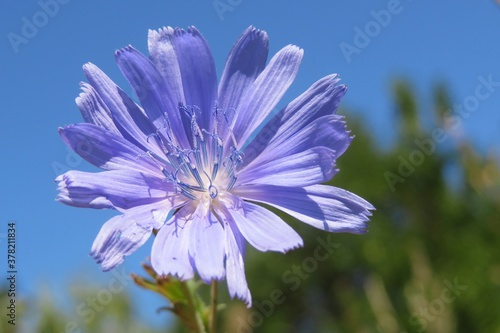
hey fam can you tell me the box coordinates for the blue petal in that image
[115,46,190,148]
[59,123,159,175]
[237,147,337,187]
[272,75,346,139]
[90,203,167,271]
[188,207,226,282]
[76,83,120,135]
[217,26,268,139]
[147,27,191,146]
[248,115,352,168]
[168,27,218,132]
[225,221,251,306]
[148,27,217,133]
[213,203,251,306]
[242,75,346,167]
[229,45,303,148]
[228,200,303,253]
[151,204,196,280]
[83,63,164,156]
[56,169,183,211]
[234,184,374,234]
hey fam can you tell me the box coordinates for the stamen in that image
[222,108,236,127]
[147,150,174,169]
[193,147,204,175]
[166,152,181,171]
[202,129,223,179]
[216,137,224,167]
[160,167,171,179]
[179,103,204,146]
[224,158,233,176]
[148,104,246,201]
[224,147,244,191]
[211,161,219,181]
[227,175,237,191]
[180,188,197,201]
[146,132,159,144]
[191,118,203,147]
[176,149,193,178]
[143,151,172,180]
[209,185,218,199]
[229,146,244,167]
[168,169,199,200]
[147,112,178,150]
[189,163,205,188]
[181,182,205,192]
[212,105,220,135]
[210,130,218,165]
[201,137,209,169]
[147,131,169,155]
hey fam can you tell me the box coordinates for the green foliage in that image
[133,263,212,333]
[0,284,164,333]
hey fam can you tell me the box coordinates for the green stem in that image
[179,281,206,333]
[209,280,218,333]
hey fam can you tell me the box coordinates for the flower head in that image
[56,26,374,305]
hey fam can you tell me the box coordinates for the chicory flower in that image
[56,26,374,305]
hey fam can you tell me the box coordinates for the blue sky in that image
[1,0,499,330]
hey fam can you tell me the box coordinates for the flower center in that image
[144,103,243,202]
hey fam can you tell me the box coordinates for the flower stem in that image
[179,281,206,333]
[209,280,218,333]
